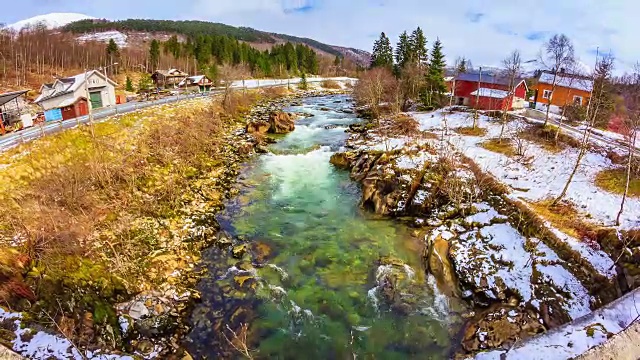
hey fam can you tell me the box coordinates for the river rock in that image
[128,301,150,320]
[246,120,270,134]
[425,229,460,297]
[329,152,355,170]
[460,306,545,354]
[268,111,296,134]
[232,244,248,259]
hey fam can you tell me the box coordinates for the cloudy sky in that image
[3,0,638,72]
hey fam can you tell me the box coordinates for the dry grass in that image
[261,86,289,99]
[0,91,268,307]
[376,114,421,137]
[595,168,640,198]
[321,80,342,89]
[454,126,488,137]
[518,124,582,153]
[480,138,517,157]
[529,199,599,243]
[223,90,262,120]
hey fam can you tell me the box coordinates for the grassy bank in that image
[0,88,286,355]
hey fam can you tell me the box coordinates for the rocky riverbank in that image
[330,114,620,357]
[0,86,350,359]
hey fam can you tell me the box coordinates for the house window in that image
[542,90,553,100]
[573,95,583,105]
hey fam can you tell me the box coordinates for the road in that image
[0,91,214,151]
[0,77,355,152]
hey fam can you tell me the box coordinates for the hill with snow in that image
[6,13,96,31]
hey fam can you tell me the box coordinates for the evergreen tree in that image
[106,39,120,61]
[395,31,411,69]
[334,55,342,67]
[409,27,428,66]
[422,38,447,108]
[206,64,219,86]
[138,73,153,92]
[299,72,308,90]
[125,76,134,92]
[149,39,160,71]
[370,32,393,69]
[456,57,468,73]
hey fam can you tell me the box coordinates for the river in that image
[186,94,464,359]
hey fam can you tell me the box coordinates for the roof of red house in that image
[455,70,523,87]
[470,88,510,99]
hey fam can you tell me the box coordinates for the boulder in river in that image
[268,111,296,134]
[425,228,460,298]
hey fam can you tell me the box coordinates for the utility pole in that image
[474,66,482,128]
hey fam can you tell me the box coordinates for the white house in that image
[35,70,117,112]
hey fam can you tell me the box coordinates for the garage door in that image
[89,92,103,109]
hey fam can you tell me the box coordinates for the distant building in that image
[152,69,189,89]
[179,75,213,92]
[532,70,593,109]
[452,70,528,111]
[35,70,117,121]
[0,90,31,133]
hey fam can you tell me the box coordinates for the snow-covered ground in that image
[77,31,128,47]
[412,109,640,230]
[0,309,139,359]
[5,13,95,31]
[474,287,640,360]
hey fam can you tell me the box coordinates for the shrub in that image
[454,126,488,137]
[321,80,342,89]
[562,104,587,125]
[518,124,581,153]
[595,167,640,198]
[480,138,517,157]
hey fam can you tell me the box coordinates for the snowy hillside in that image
[6,13,96,31]
[77,31,128,47]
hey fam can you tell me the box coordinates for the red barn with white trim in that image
[452,70,528,110]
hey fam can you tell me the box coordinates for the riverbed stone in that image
[268,111,296,134]
[232,244,248,259]
[426,231,460,298]
[128,301,150,320]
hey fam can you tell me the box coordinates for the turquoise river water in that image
[186,95,463,359]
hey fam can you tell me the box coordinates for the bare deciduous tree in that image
[398,62,425,111]
[616,67,640,225]
[353,67,399,119]
[553,55,614,206]
[540,34,576,127]
[499,50,522,143]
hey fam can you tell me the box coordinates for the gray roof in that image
[455,71,513,86]
[0,90,28,107]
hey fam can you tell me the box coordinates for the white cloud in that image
[184,0,639,73]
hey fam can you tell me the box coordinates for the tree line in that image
[355,28,448,117]
[154,34,321,80]
[0,25,355,92]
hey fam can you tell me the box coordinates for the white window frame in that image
[573,95,583,105]
[542,89,553,100]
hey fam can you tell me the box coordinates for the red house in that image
[452,71,528,110]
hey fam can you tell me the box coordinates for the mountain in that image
[5,13,96,31]
[62,18,371,66]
